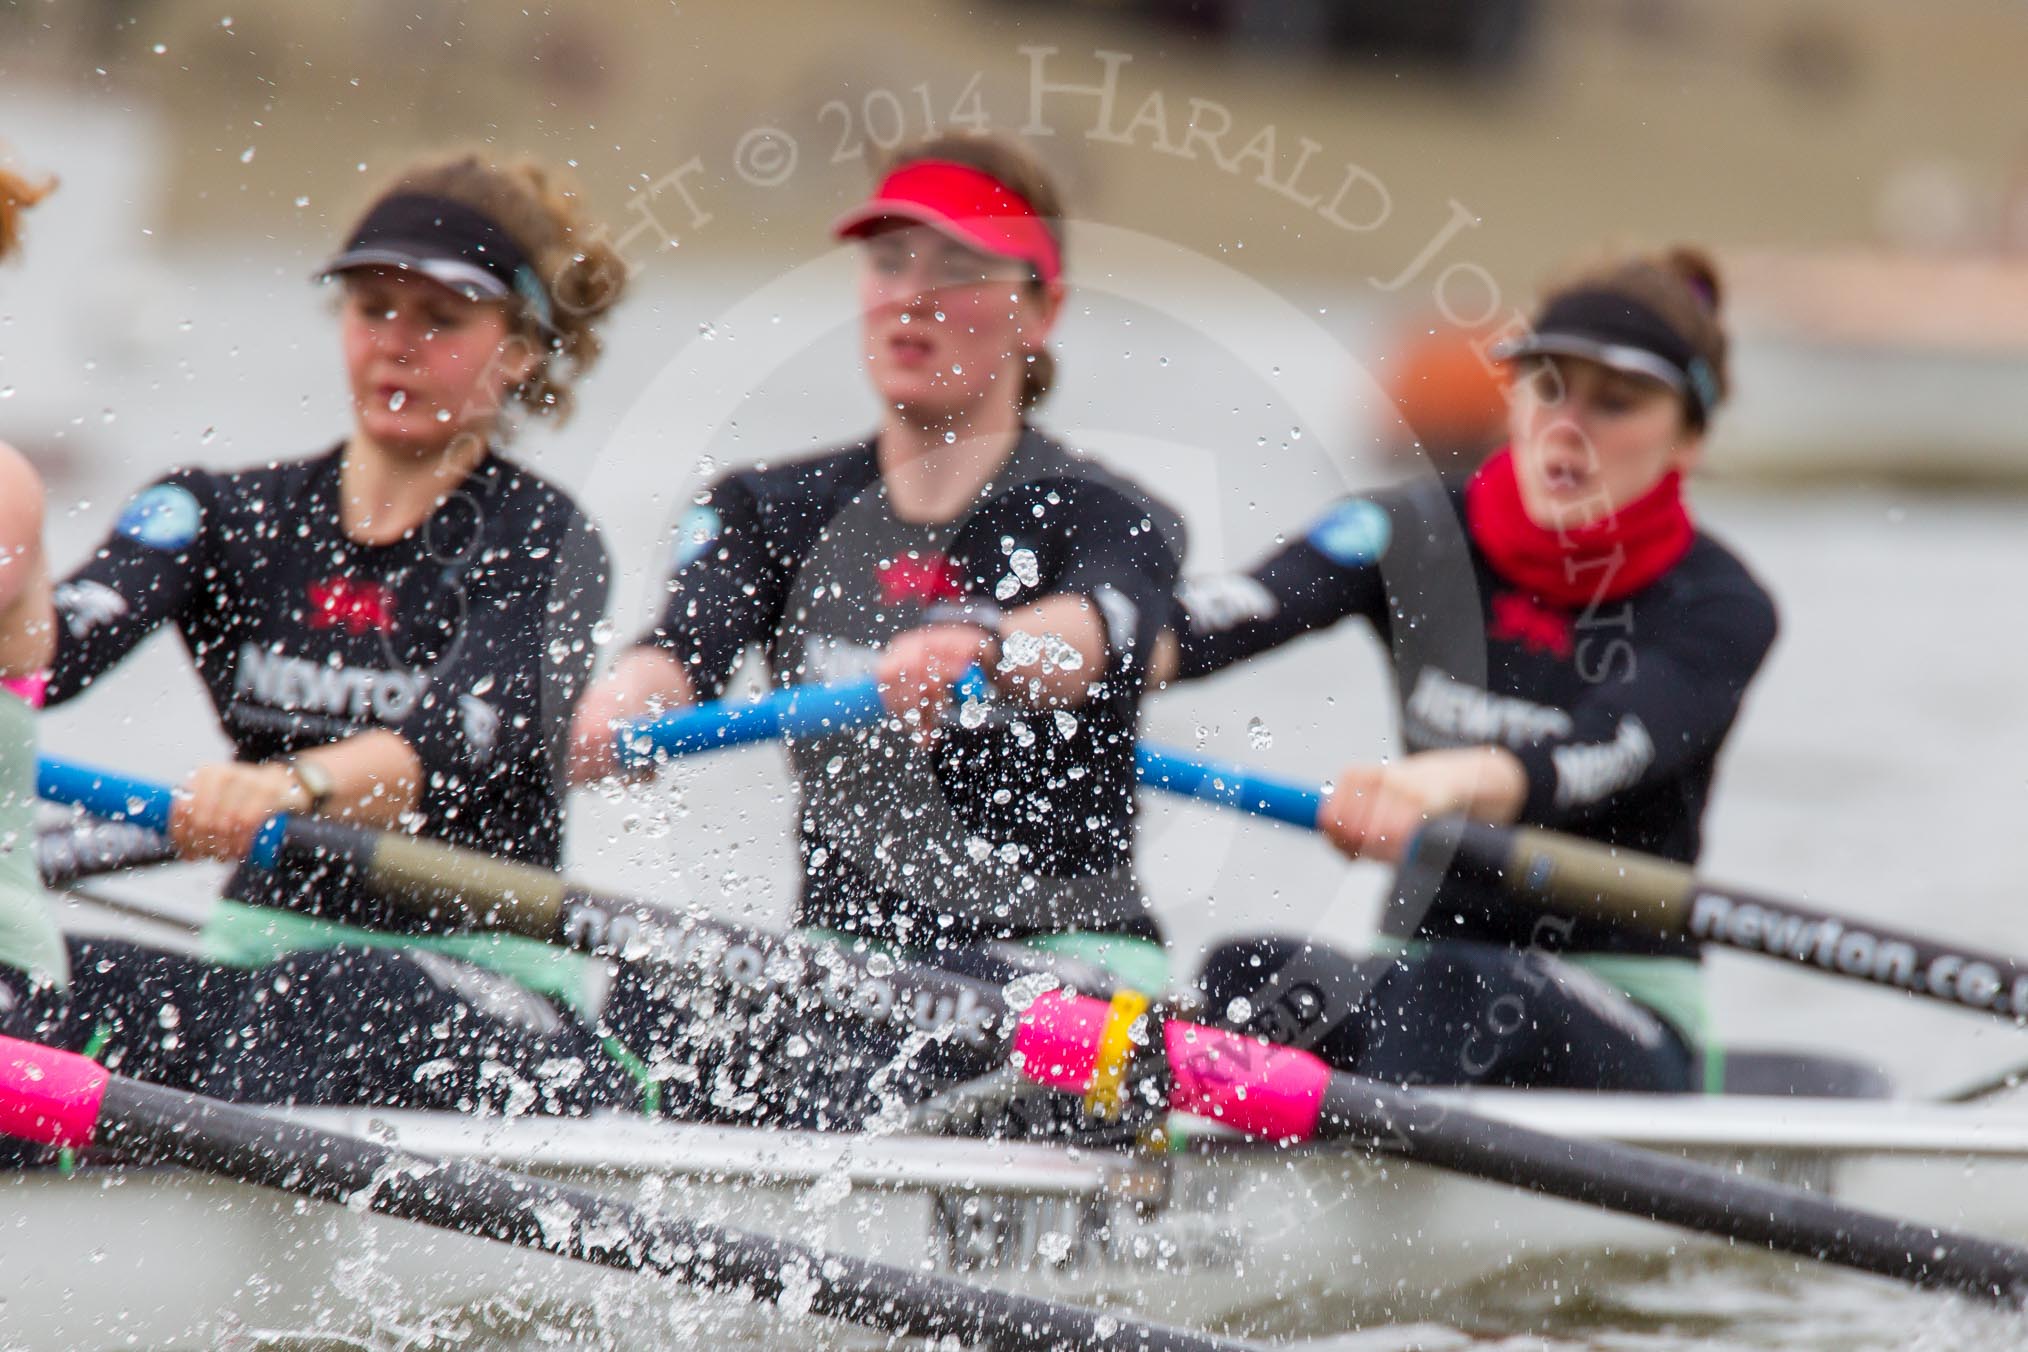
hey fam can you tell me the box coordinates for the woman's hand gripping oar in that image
[1133,745,2028,1031]
[53,707,2028,1031]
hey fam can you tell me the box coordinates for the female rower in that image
[570,132,1186,1125]
[1169,248,1774,1093]
[25,154,635,1113]
[0,167,68,1016]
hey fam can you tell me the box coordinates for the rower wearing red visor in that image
[573,132,1187,1128]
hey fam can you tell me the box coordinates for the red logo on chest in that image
[308,577,397,635]
[876,554,967,607]
[1489,591,1574,659]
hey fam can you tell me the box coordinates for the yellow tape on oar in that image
[1082,989,1150,1121]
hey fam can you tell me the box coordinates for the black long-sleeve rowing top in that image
[637,427,1186,949]
[1174,478,1776,958]
[48,447,608,934]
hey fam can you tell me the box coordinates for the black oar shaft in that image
[279,816,1020,1048]
[1312,1074,2028,1302]
[268,814,2028,1306]
[1430,820,2028,1024]
[92,1075,1241,1352]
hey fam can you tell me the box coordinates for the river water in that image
[10,231,2028,1348]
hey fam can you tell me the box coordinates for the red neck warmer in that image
[1465,447,1694,609]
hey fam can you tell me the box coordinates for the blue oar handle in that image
[34,758,177,835]
[41,680,1326,879]
[37,755,303,868]
[615,667,993,768]
[1133,745,1324,830]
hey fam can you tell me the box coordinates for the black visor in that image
[1492,287,1720,422]
[318,192,554,332]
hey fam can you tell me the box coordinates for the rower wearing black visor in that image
[16,154,642,1116]
[1163,247,1776,1093]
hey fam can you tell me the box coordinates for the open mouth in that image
[1540,457,1590,492]
[886,331,934,361]
[374,383,419,413]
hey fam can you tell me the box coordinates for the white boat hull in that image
[10,1094,2028,1348]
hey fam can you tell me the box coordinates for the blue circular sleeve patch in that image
[1305,497,1392,568]
[670,504,723,571]
[115,483,202,553]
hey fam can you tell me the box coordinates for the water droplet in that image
[1247,717,1273,750]
[385,390,407,411]
[239,147,256,165]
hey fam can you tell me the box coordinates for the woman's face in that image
[857,224,1059,424]
[340,267,536,458]
[1506,355,1702,528]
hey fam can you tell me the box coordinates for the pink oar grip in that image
[1163,1019,1328,1142]
[0,671,48,709]
[0,1034,109,1149]
[1012,991,1330,1142]
[1012,990,1109,1091]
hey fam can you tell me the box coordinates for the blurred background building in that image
[4,0,2028,483]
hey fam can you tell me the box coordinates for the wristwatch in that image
[285,756,338,815]
[921,599,1005,669]
[921,599,1005,633]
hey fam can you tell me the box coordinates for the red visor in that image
[832,159,1062,288]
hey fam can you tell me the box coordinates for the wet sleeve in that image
[634,475,786,700]
[1171,495,1395,680]
[1040,482,1186,694]
[402,511,611,841]
[45,470,215,705]
[1510,586,1779,827]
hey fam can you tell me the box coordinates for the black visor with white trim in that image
[317,192,555,334]
[1492,287,1721,424]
